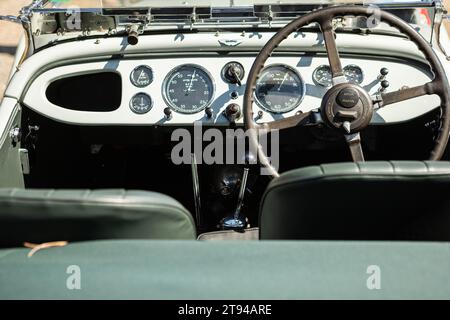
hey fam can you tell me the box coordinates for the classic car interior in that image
[1,0,450,299]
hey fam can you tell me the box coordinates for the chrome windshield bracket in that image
[434,1,450,61]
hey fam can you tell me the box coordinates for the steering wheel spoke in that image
[258,111,314,130]
[345,133,365,162]
[377,82,438,107]
[319,19,344,81]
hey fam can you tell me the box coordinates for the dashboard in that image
[24,54,439,126]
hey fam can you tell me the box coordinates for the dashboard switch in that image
[224,103,241,122]
[222,62,245,86]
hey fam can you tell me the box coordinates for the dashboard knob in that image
[379,80,390,92]
[127,25,139,45]
[205,107,213,118]
[378,67,389,80]
[224,103,241,122]
[164,107,172,120]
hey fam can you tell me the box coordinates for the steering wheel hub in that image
[321,83,373,133]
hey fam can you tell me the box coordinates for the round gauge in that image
[130,65,153,88]
[313,65,332,87]
[130,93,153,114]
[343,65,364,84]
[163,64,215,114]
[254,64,305,113]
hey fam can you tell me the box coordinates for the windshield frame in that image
[41,0,435,9]
[18,0,440,51]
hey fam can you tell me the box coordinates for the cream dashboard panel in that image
[23,55,439,125]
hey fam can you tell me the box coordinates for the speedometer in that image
[163,64,215,114]
[255,64,305,113]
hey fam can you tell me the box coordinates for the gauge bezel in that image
[129,92,153,114]
[312,64,332,87]
[343,64,364,84]
[254,64,306,114]
[130,65,154,88]
[162,64,216,114]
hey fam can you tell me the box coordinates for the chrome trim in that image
[434,1,450,61]
[191,153,202,229]
[220,167,249,230]
[254,63,306,114]
[162,64,216,114]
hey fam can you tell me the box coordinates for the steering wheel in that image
[243,6,450,178]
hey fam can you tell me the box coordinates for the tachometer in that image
[255,64,305,113]
[163,64,215,114]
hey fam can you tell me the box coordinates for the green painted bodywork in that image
[0,240,449,299]
[0,103,24,189]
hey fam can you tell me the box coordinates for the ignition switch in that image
[222,62,245,86]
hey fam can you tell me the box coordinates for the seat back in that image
[260,161,450,240]
[0,189,196,247]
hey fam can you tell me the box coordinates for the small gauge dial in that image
[163,64,215,114]
[254,65,305,113]
[130,93,153,114]
[313,65,332,87]
[130,65,153,87]
[343,65,364,84]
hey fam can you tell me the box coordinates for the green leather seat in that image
[260,161,450,240]
[0,189,196,247]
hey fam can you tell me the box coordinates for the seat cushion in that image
[260,161,450,240]
[0,189,196,247]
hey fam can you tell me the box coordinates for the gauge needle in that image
[277,73,288,91]
[186,70,196,94]
[138,70,148,83]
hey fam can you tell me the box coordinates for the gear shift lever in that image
[220,168,249,230]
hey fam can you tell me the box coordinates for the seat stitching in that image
[387,160,395,174]
[319,164,325,176]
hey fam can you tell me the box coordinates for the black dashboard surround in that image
[46,71,122,112]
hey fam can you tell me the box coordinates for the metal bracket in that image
[19,149,30,175]
[0,15,21,23]
[434,1,450,60]
[9,127,22,147]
